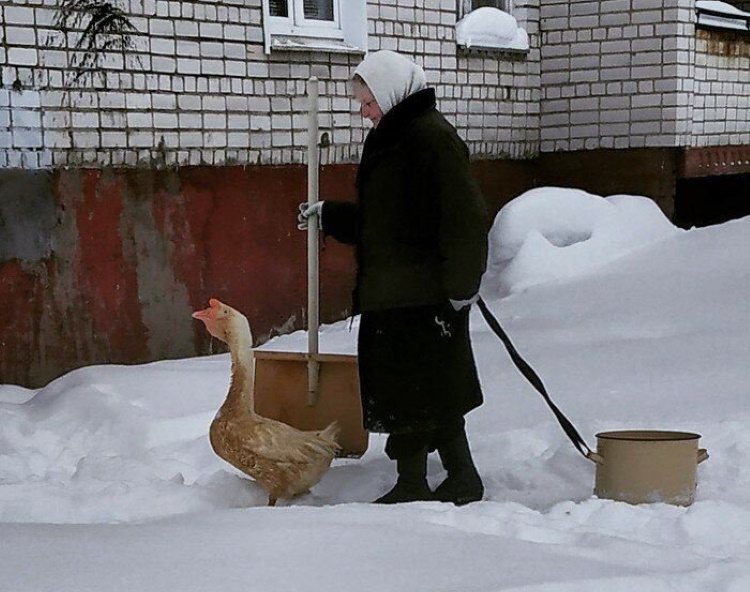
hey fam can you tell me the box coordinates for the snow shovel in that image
[252,77,368,457]
[477,297,708,506]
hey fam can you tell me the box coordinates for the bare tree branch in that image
[52,0,141,87]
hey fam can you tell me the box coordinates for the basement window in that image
[262,0,367,54]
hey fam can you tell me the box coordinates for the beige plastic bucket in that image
[593,430,709,506]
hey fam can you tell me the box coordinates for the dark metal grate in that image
[268,0,288,17]
[304,0,334,21]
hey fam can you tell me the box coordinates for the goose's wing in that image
[243,416,338,464]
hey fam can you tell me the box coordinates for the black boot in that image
[434,429,484,505]
[374,447,433,504]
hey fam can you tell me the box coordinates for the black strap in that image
[476,297,595,461]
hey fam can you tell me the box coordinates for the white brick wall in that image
[539,0,749,153]
[0,0,747,168]
[0,0,541,168]
[540,0,686,152]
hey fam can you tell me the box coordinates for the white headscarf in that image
[353,50,427,116]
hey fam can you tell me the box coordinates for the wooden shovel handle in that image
[307,76,320,406]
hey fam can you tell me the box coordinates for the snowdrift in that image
[2,187,749,592]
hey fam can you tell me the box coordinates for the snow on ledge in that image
[696,1,750,32]
[270,35,365,54]
[455,7,529,52]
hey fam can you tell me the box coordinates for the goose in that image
[193,298,340,506]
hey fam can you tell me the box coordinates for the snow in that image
[697,1,750,31]
[481,187,683,298]
[270,36,363,54]
[698,0,750,17]
[2,186,750,591]
[456,7,530,52]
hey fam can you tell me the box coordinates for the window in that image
[262,0,367,54]
[458,0,513,19]
[268,0,337,30]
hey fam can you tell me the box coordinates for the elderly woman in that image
[300,50,488,505]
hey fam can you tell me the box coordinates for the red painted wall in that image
[0,164,358,387]
[1,149,687,388]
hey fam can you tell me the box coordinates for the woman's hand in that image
[449,294,479,311]
[297,201,324,230]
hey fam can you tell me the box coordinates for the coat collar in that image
[356,88,436,188]
[366,88,437,148]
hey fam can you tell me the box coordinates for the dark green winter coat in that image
[322,88,488,312]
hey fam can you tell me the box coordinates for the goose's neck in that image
[223,323,256,414]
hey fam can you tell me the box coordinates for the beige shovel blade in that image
[253,350,369,457]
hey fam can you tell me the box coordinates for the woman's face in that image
[354,83,383,127]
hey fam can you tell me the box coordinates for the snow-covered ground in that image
[2,187,749,591]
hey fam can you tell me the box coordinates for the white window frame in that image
[262,0,367,54]
[268,0,342,39]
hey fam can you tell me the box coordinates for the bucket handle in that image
[588,451,605,465]
[697,448,709,464]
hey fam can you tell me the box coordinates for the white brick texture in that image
[0,0,543,167]
[540,0,749,152]
[1,0,747,167]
